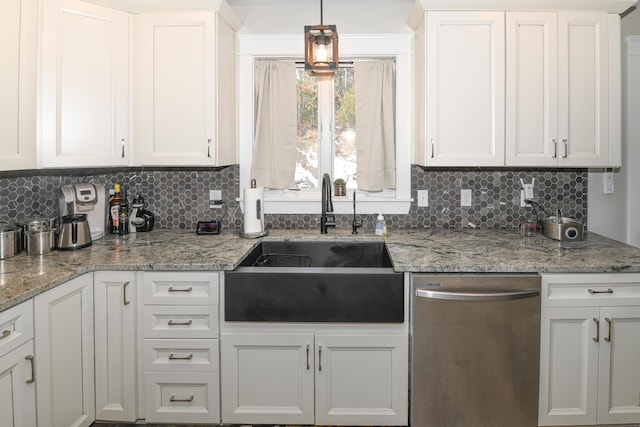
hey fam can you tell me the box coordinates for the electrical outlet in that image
[603,171,615,194]
[461,189,472,207]
[520,190,531,208]
[209,190,222,209]
[523,183,534,200]
[417,190,429,207]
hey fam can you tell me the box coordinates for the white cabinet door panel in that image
[539,307,599,426]
[597,306,640,424]
[94,271,136,422]
[0,0,36,171]
[425,12,505,166]
[314,334,408,426]
[558,11,609,167]
[506,12,558,166]
[41,0,129,167]
[34,273,95,427]
[220,332,314,425]
[0,341,36,427]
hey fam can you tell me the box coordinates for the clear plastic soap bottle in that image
[375,213,387,236]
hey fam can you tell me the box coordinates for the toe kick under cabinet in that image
[141,271,221,424]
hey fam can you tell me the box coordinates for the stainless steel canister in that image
[16,215,57,248]
[25,228,55,255]
[0,224,22,259]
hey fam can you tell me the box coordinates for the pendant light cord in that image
[320,0,324,25]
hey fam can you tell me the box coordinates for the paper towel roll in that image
[243,186,265,236]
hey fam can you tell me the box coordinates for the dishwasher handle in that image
[416,287,540,301]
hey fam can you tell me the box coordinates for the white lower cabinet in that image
[0,341,36,427]
[539,274,640,426]
[34,273,95,427]
[0,299,36,427]
[141,271,220,424]
[94,271,137,422]
[221,331,408,426]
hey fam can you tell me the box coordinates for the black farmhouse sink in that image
[225,241,403,323]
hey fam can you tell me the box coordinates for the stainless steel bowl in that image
[542,217,585,241]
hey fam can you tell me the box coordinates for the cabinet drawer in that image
[144,371,220,424]
[0,300,34,358]
[143,306,219,339]
[541,273,640,307]
[144,339,219,372]
[143,272,219,306]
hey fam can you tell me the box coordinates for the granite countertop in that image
[2,228,640,312]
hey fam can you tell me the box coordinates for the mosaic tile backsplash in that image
[0,165,587,231]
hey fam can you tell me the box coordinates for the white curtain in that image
[251,60,297,189]
[355,59,396,192]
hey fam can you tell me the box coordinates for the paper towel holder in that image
[240,179,269,239]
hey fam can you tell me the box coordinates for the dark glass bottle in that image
[119,188,129,235]
[109,184,122,234]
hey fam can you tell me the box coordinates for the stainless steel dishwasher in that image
[411,274,541,427]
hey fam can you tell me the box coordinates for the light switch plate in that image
[603,171,615,194]
[461,189,472,207]
[417,190,429,207]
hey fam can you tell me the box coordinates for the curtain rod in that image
[294,60,354,65]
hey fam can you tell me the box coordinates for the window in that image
[295,67,357,190]
[238,34,412,215]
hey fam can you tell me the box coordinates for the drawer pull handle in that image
[593,317,600,342]
[168,320,192,326]
[306,345,310,370]
[552,138,558,158]
[168,286,193,293]
[123,281,130,306]
[25,355,35,384]
[588,288,613,294]
[318,345,322,371]
[170,394,194,403]
[1,330,11,340]
[605,317,612,342]
[169,353,194,361]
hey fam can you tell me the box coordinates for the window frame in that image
[237,34,413,215]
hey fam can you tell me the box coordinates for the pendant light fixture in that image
[304,0,338,76]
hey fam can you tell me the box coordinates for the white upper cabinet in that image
[134,9,239,166]
[40,0,130,168]
[421,11,506,167]
[0,0,37,171]
[507,11,615,167]
[410,1,626,168]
